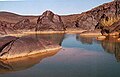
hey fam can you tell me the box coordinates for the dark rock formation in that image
[61,14,81,29]
[77,14,98,31]
[0,34,64,59]
[0,36,18,50]
[36,10,65,31]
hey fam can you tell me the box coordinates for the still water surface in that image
[0,34,120,77]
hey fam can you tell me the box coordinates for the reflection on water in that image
[63,34,120,61]
[0,33,120,77]
[0,49,59,73]
[101,38,120,61]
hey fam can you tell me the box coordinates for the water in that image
[0,34,120,77]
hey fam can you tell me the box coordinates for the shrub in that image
[100,16,120,27]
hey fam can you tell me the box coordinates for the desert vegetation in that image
[100,16,120,27]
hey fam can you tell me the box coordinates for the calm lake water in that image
[0,33,120,77]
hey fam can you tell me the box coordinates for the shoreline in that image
[2,30,86,37]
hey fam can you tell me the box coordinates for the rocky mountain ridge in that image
[0,1,120,35]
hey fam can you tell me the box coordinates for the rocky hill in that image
[36,10,65,31]
[0,1,119,35]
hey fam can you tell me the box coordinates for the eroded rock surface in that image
[36,10,65,31]
[0,34,64,59]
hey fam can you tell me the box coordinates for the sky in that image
[0,0,112,15]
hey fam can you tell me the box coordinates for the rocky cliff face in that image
[76,1,120,32]
[36,10,65,31]
[92,1,120,34]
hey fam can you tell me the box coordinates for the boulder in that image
[0,34,64,59]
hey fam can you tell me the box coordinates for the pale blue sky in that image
[0,0,112,15]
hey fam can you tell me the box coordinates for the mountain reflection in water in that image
[63,34,120,61]
[101,37,120,62]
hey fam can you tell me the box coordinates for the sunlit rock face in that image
[0,34,64,59]
[0,49,59,73]
[36,10,65,31]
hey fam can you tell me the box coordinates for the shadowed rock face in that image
[36,11,65,31]
[13,19,35,30]
[0,34,64,59]
[0,49,59,73]
[0,21,15,35]
[0,36,18,51]
[76,13,98,31]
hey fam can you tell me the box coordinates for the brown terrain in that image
[0,1,119,36]
[0,0,120,59]
[0,34,64,59]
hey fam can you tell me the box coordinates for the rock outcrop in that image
[93,1,120,35]
[77,1,120,32]
[0,34,64,59]
[13,19,36,31]
[36,10,65,31]
[0,21,16,35]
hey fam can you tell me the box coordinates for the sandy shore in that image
[2,30,86,37]
[80,32,102,37]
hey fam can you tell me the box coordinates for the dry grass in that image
[100,16,120,27]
